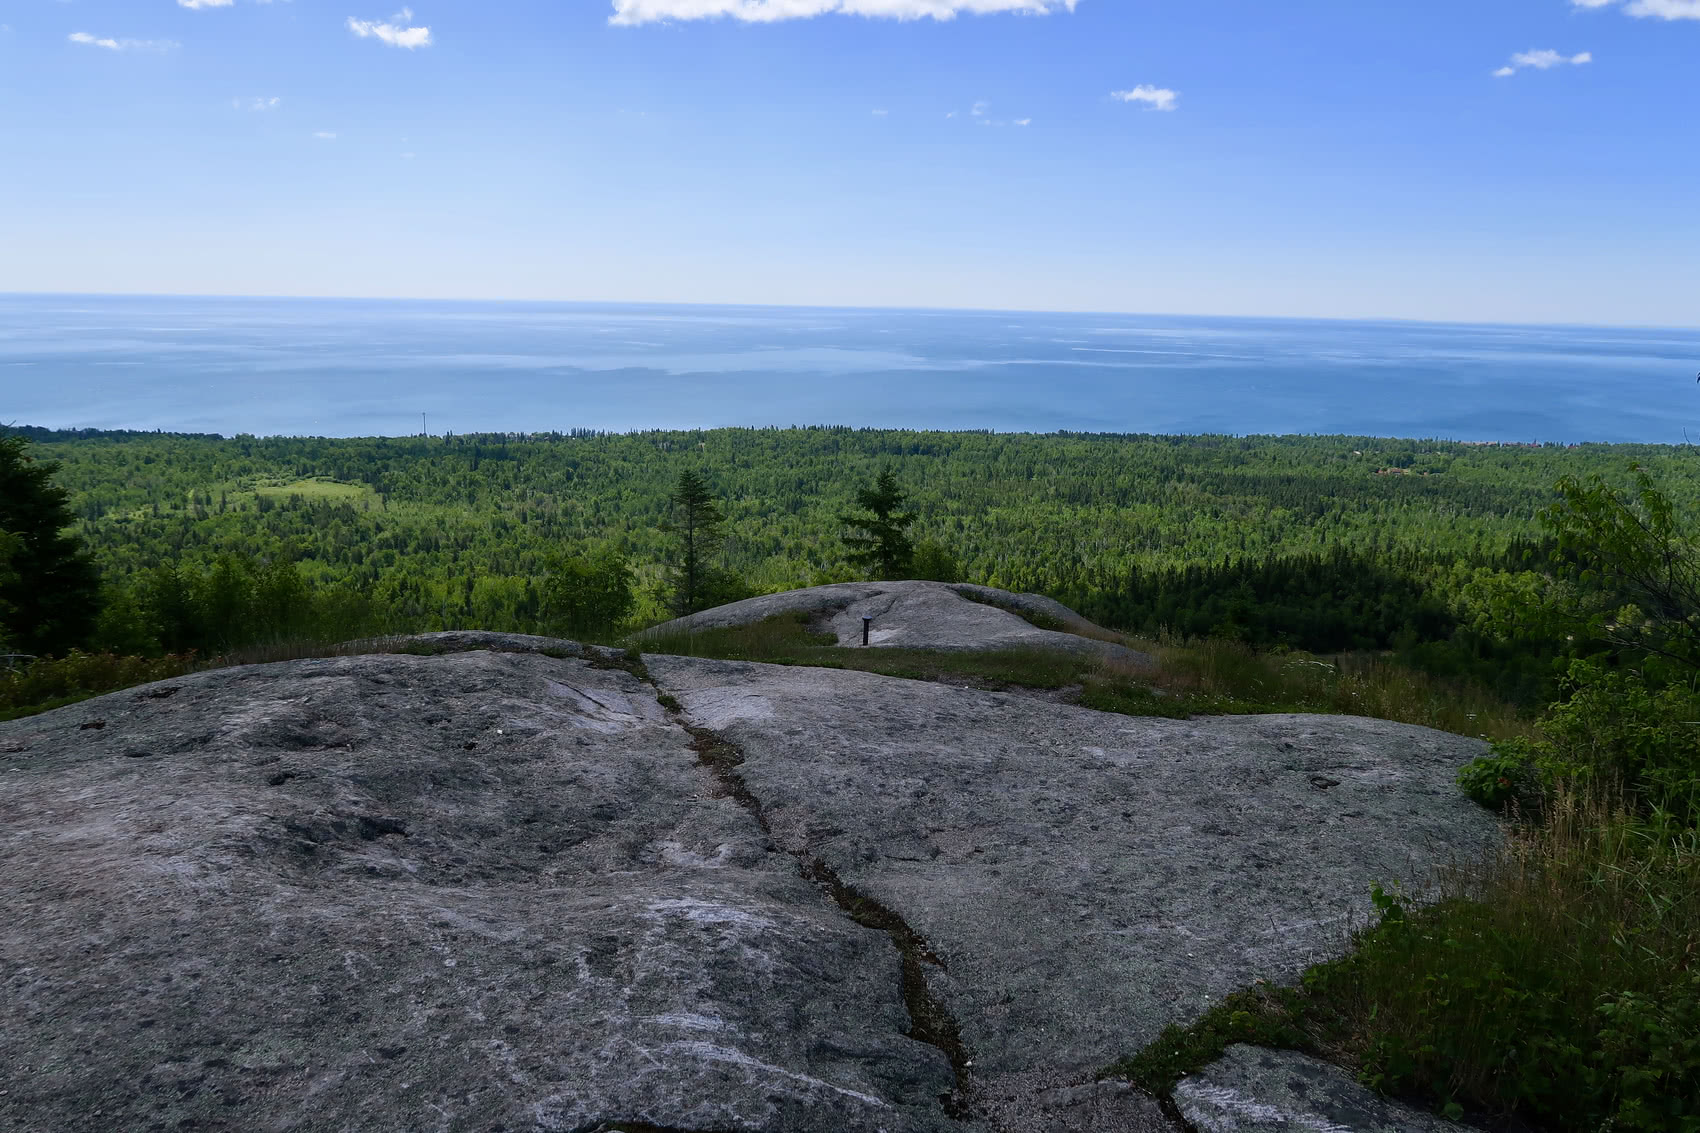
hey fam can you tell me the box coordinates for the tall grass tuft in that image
[1119,783,1700,1131]
[1086,637,1533,742]
[1309,784,1700,1128]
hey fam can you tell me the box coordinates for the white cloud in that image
[971,100,989,116]
[1014,117,1031,126]
[1626,0,1700,16]
[348,9,432,47]
[68,32,179,52]
[609,0,1078,25]
[1493,48,1592,76]
[1575,0,1700,17]
[235,96,282,110]
[1111,84,1178,111]
[872,108,888,116]
[178,0,235,8]
[314,131,338,139]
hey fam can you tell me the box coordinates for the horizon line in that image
[2,422,1681,450]
[3,289,1696,335]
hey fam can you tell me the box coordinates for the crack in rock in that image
[571,1115,744,1122]
[640,668,975,1121]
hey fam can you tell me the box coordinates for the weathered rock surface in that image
[0,634,1498,1132]
[642,580,1150,664]
[648,657,1498,1081]
[0,647,963,1132]
[1175,1045,1459,1132]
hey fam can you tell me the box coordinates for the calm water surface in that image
[2,294,1696,442]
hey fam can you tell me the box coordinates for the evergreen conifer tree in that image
[0,436,101,656]
[664,470,726,616]
[840,468,917,580]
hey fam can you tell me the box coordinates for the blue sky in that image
[2,0,1696,324]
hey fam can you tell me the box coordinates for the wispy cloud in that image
[1574,0,1700,19]
[68,32,180,52]
[178,0,235,9]
[348,8,432,48]
[314,131,338,140]
[1494,48,1592,77]
[1111,85,1178,111]
[236,96,282,111]
[957,100,1028,127]
[609,0,1078,25]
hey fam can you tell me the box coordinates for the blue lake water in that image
[2,294,1697,442]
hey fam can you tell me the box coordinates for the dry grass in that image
[1085,637,1533,742]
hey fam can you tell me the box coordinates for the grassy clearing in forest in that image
[252,477,375,503]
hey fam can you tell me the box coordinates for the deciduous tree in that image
[541,547,635,639]
[1545,465,1700,672]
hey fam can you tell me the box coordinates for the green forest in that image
[8,424,1698,698]
[4,423,1699,1129]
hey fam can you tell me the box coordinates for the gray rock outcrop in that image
[647,657,1499,1082]
[0,633,1499,1131]
[641,580,1150,664]
[0,648,962,1133]
[1175,1044,1461,1132]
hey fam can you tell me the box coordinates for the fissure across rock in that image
[637,666,976,1120]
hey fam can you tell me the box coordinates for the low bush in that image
[1455,743,1545,814]
[0,650,195,719]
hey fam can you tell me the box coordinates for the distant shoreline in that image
[4,296,1693,444]
[4,423,1687,451]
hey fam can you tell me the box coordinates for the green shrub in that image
[0,650,194,717]
[1319,796,1698,1130]
[1457,743,1544,814]
[1461,659,1700,828]
[1593,975,1700,1132]
[1111,790,1700,1132]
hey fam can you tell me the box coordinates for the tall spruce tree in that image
[663,470,726,616]
[0,531,19,653]
[0,436,102,656]
[840,468,917,580]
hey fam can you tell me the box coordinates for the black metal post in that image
[862,616,871,646]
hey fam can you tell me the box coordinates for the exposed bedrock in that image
[1175,1045,1464,1133]
[0,635,1499,1132]
[640,580,1151,664]
[646,657,1498,1084]
[0,649,962,1132]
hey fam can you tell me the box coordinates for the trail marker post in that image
[862,617,872,647]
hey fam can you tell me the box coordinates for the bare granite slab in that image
[641,580,1151,664]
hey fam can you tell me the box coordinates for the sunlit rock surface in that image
[0,631,1497,1131]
